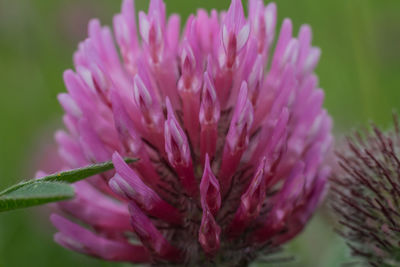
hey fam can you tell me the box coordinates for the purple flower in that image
[51,0,332,265]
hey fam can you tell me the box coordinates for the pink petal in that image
[51,214,150,263]
[110,152,182,225]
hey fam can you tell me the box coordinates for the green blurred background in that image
[0,0,399,266]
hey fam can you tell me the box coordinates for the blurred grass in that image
[0,0,399,266]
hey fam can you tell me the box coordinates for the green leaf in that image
[0,158,138,196]
[0,182,74,212]
[0,158,138,212]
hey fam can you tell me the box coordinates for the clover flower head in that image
[51,0,332,265]
[332,116,400,267]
